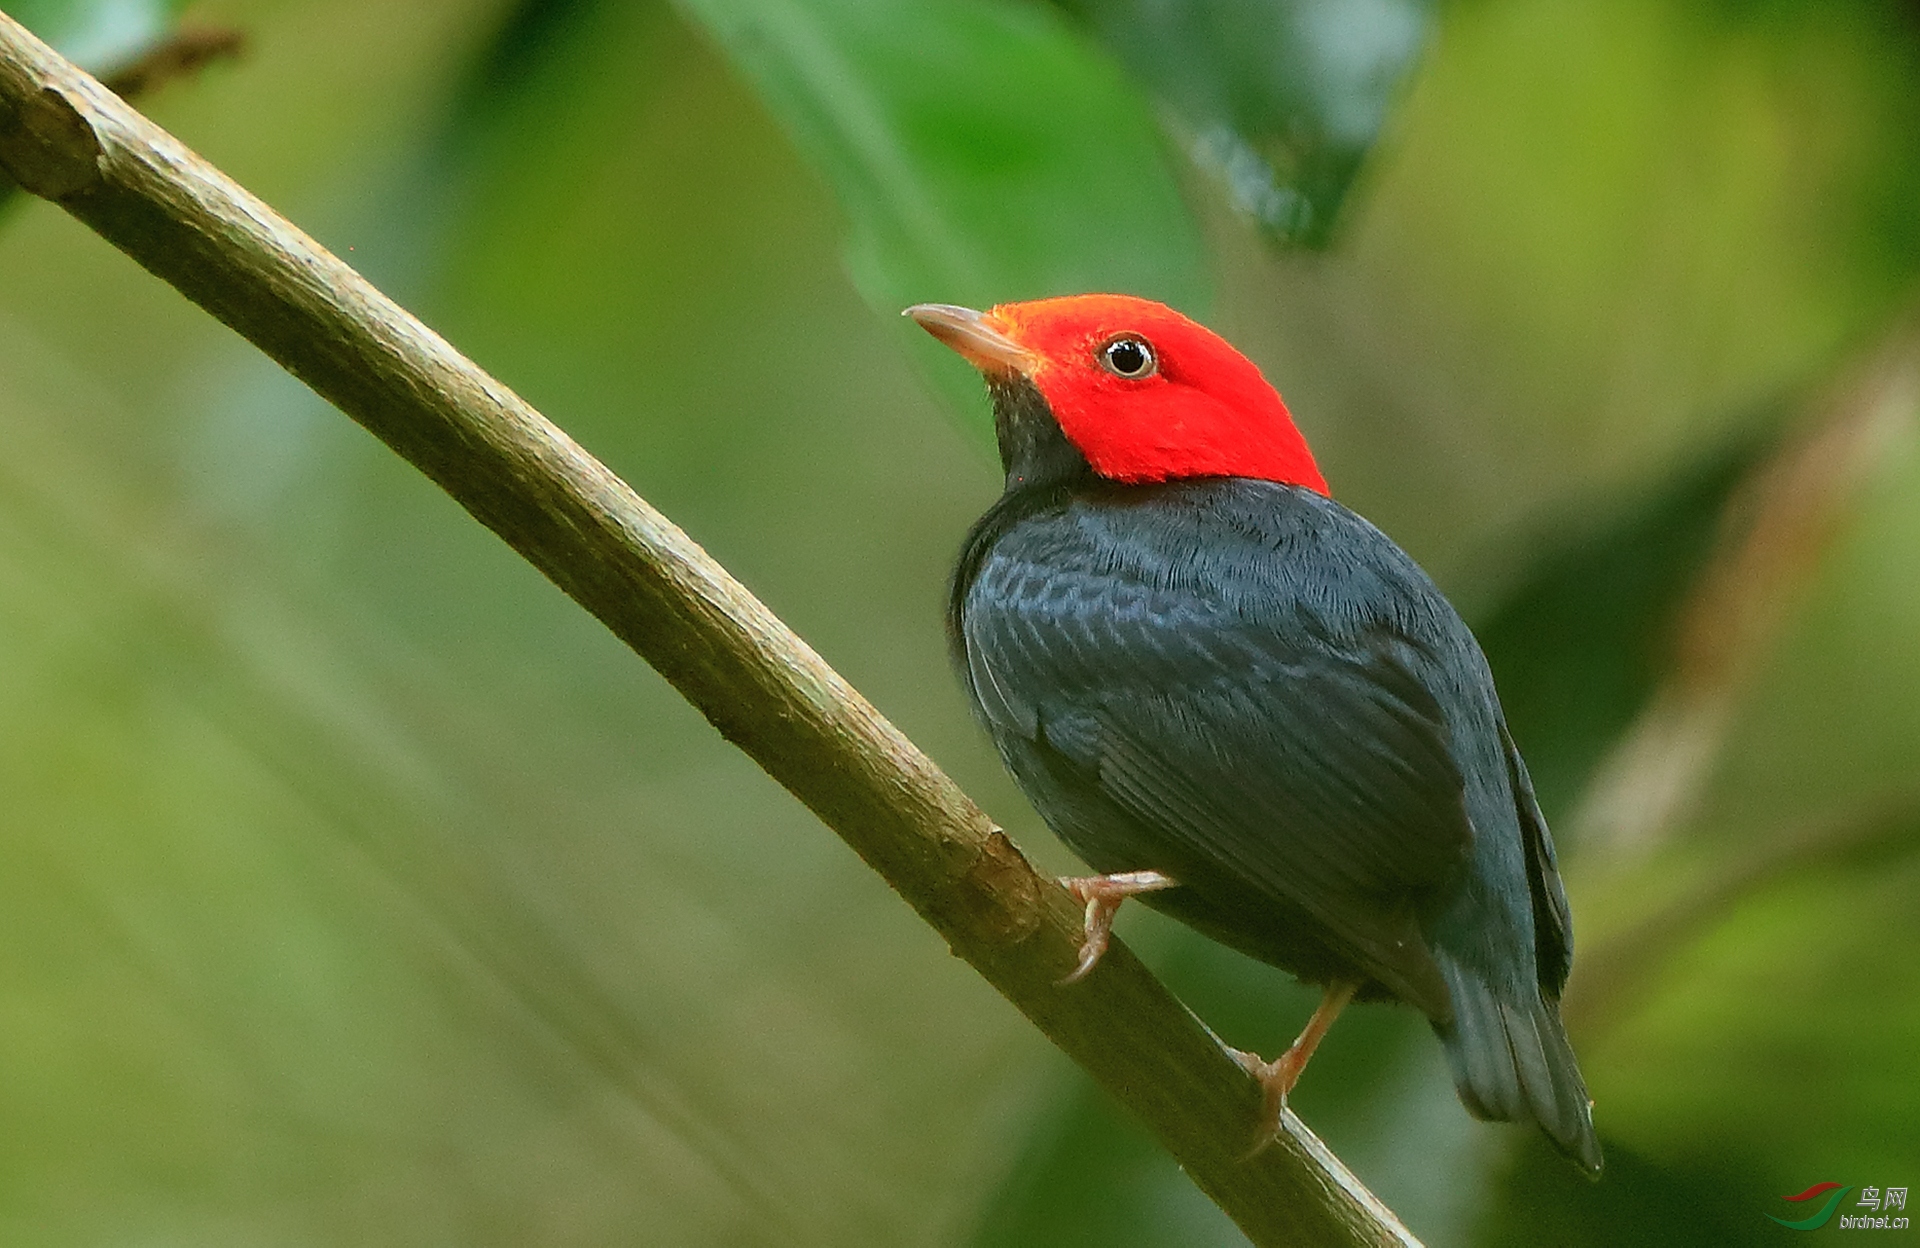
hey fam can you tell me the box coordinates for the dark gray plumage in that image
[950,379,1602,1173]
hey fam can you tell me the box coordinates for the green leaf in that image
[6,0,186,72]
[675,0,1210,429]
[1052,0,1434,247]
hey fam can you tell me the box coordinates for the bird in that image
[907,294,1602,1174]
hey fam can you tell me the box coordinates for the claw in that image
[1229,1044,1309,1158]
[1061,936,1105,985]
[1056,870,1177,984]
[1229,980,1358,1156]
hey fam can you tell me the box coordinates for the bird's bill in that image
[903,303,1037,375]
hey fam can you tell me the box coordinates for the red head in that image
[906,294,1326,494]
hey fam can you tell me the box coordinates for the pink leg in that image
[1229,980,1359,1152]
[1057,870,1178,984]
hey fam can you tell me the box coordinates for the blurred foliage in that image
[2,0,1919,1245]
[1477,433,1768,821]
[8,0,189,69]
[1052,0,1434,247]
[672,0,1208,429]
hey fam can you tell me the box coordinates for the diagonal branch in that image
[0,13,1414,1246]
[0,21,241,210]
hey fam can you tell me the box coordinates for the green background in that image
[1,0,1916,1242]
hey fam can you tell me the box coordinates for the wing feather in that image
[960,483,1479,998]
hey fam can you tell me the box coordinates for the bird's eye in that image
[1098,335,1157,379]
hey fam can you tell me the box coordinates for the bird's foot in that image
[1227,1043,1311,1157]
[1228,980,1360,1157]
[1057,870,1177,984]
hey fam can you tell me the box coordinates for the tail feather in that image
[1435,955,1603,1176]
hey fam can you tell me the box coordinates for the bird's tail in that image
[1432,953,1603,1176]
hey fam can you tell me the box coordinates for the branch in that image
[0,14,1416,1246]
[0,21,241,210]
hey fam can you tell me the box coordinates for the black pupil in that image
[1107,339,1149,376]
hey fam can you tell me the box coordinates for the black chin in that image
[986,374,1095,494]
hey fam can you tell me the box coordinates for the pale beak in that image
[903,303,1037,375]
